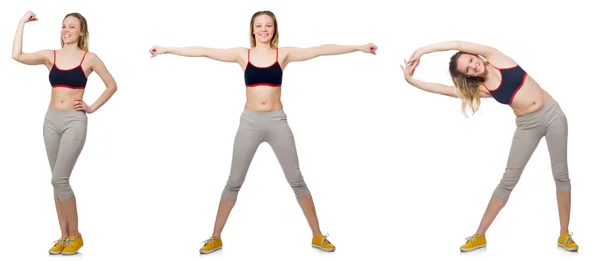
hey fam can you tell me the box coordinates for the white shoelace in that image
[63,238,73,246]
[565,232,574,243]
[320,233,331,246]
[203,237,216,246]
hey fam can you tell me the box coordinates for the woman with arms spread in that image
[12,10,118,255]
[149,10,377,254]
[401,40,578,252]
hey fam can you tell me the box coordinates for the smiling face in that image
[253,15,274,43]
[249,11,279,48]
[455,53,486,77]
[61,16,83,45]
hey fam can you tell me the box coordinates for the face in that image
[252,14,275,44]
[457,54,486,77]
[61,16,83,44]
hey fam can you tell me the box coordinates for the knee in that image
[493,170,522,200]
[287,175,310,199]
[222,179,244,201]
[51,176,74,202]
[50,175,69,189]
[552,166,571,192]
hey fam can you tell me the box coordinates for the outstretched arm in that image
[12,11,51,66]
[73,53,117,113]
[283,43,377,63]
[149,45,246,64]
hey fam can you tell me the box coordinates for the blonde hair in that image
[61,13,89,52]
[249,11,279,48]
[449,51,488,117]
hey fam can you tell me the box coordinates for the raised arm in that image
[400,60,457,97]
[400,61,492,99]
[149,45,246,64]
[407,78,458,98]
[12,11,52,66]
[408,41,502,63]
[282,43,377,64]
[73,53,117,113]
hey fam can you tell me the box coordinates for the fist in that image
[21,10,38,23]
[149,46,166,58]
[362,43,377,55]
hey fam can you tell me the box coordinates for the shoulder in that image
[478,85,492,98]
[40,49,55,59]
[84,51,98,60]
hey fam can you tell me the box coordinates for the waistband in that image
[516,97,559,122]
[46,108,87,117]
[241,109,286,118]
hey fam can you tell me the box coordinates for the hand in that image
[400,58,418,81]
[406,48,424,65]
[73,98,94,113]
[20,11,38,24]
[149,45,166,58]
[361,43,377,55]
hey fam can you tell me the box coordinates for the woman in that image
[12,11,118,255]
[400,40,578,252]
[149,10,376,254]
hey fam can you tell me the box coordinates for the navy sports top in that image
[484,65,527,105]
[244,49,282,87]
[49,50,88,89]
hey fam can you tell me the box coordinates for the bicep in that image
[14,49,51,66]
[436,84,459,98]
[457,41,501,59]
[91,54,116,87]
[205,47,245,63]
[284,47,320,63]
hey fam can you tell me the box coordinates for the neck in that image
[482,64,492,78]
[62,42,80,51]
[254,41,271,51]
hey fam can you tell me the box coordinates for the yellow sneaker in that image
[312,233,335,252]
[61,235,84,255]
[48,238,67,255]
[460,234,486,252]
[558,232,578,252]
[200,236,222,254]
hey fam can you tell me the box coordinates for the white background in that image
[0,0,598,260]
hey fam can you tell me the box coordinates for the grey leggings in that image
[221,109,310,201]
[43,109,87,202]
[493,98,571,200]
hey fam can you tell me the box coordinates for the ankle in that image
[475,232,485,237]
[211,234,221,239]
[69,232,81,238]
